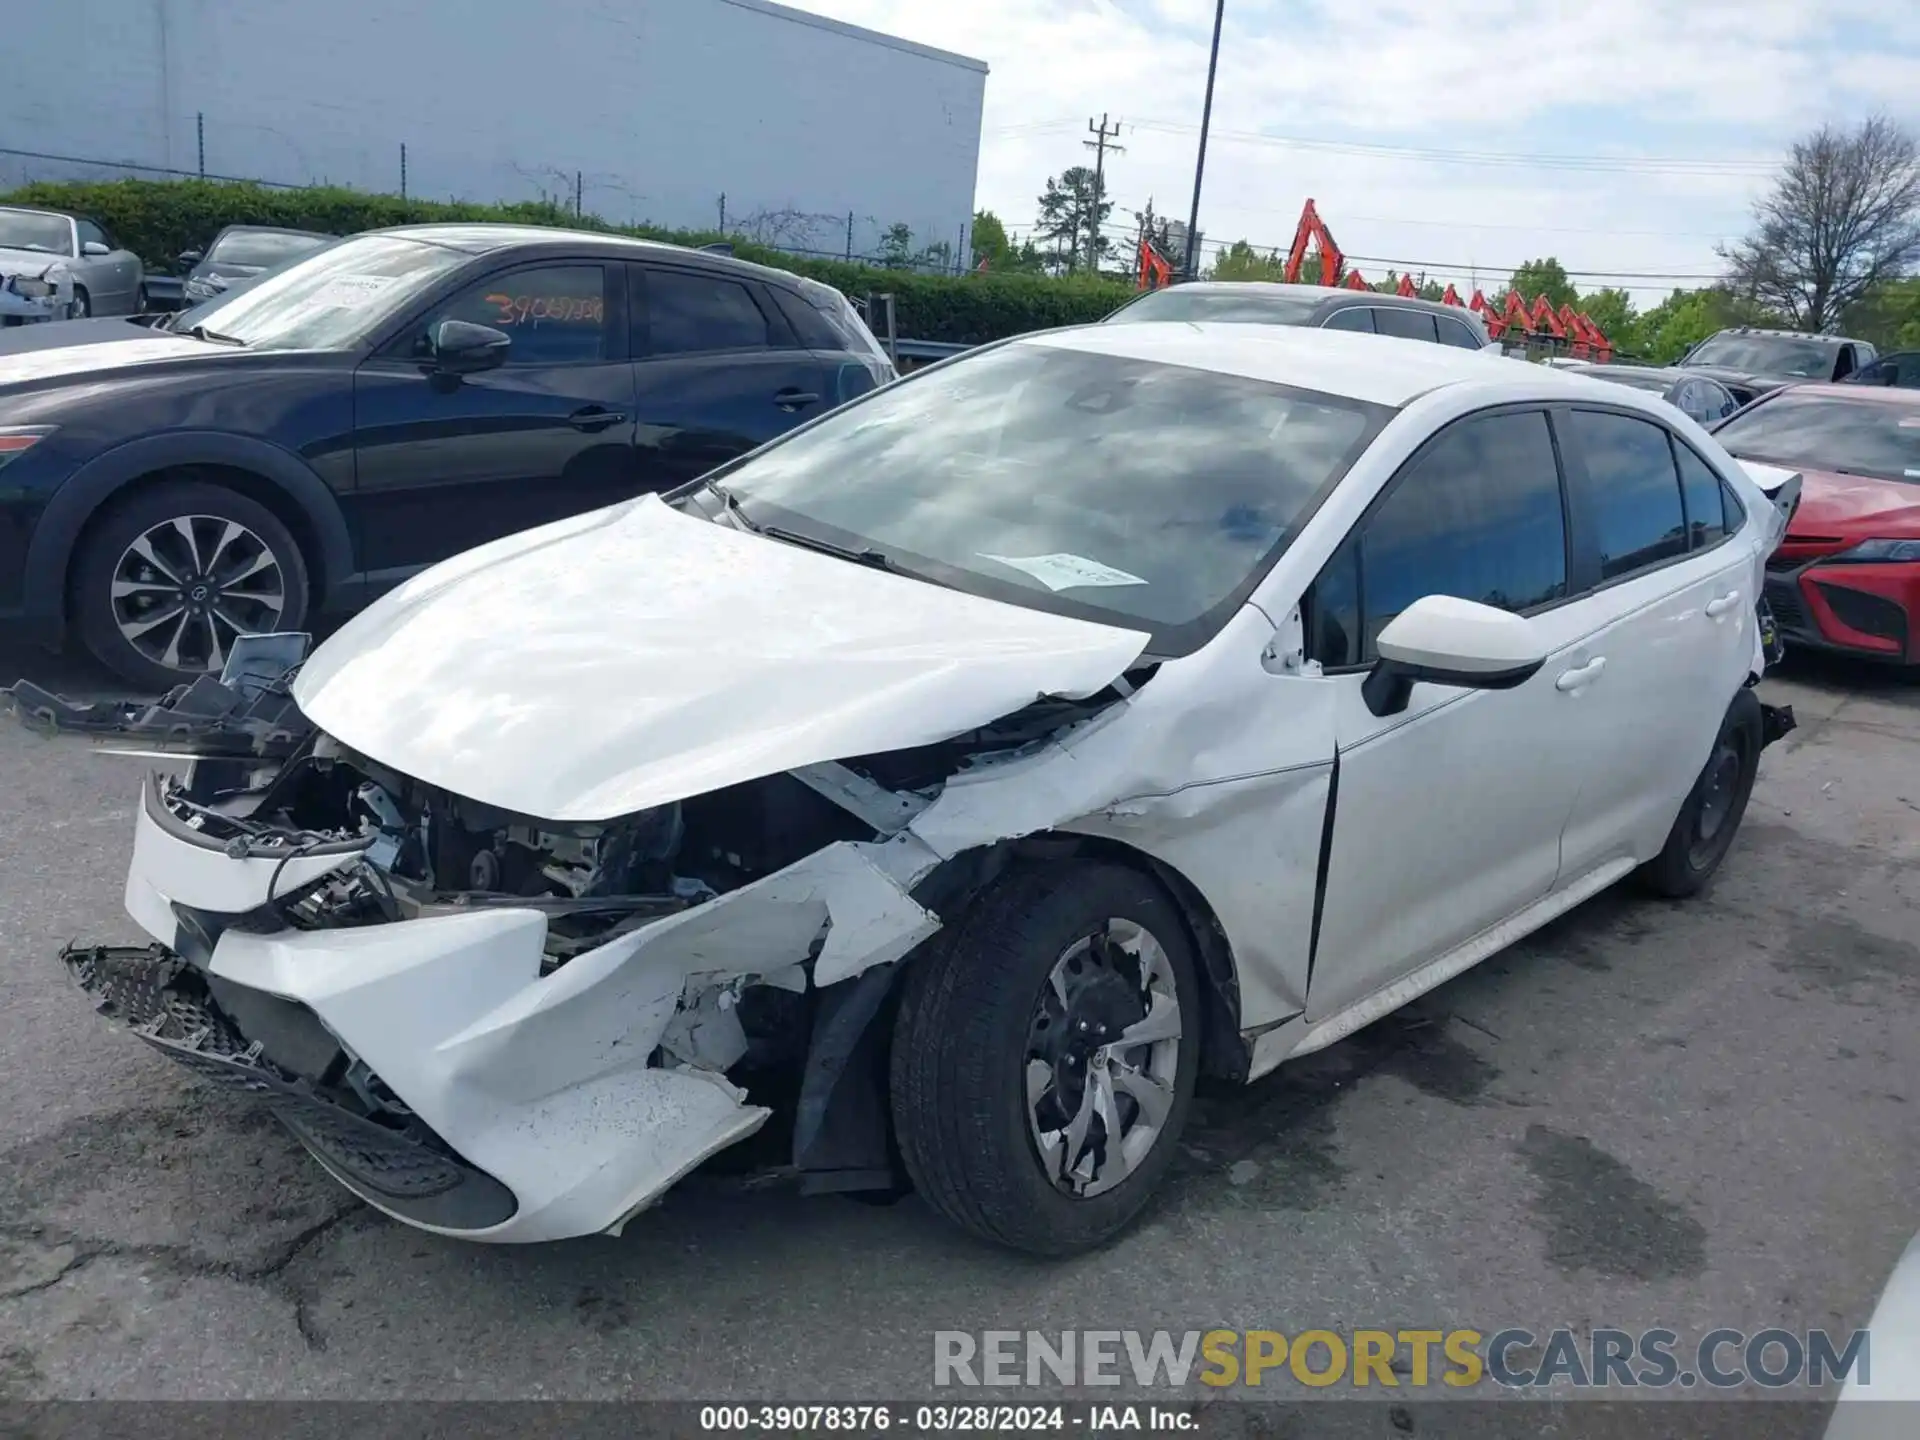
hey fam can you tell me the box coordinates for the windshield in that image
[1106,287,1325,327]
[0,211,72,255]
[1714,392,1920,484]
[1580,369,1671,395]
[714,340,1391,651]
[168,233,469,350]
[209,229,331,268]
[1684,334,1836,378]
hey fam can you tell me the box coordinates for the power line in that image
[1119,119,1780,176]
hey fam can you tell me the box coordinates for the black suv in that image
[1102,281,1494,349]
[0,225,895,686]
[1674,326,1879,401]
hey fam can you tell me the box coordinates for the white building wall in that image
[2,0,987,266]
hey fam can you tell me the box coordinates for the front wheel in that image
[71,478,311,690]
[890,861,1201,1256]
[69,286,91,320]
[1636,688,1763,898]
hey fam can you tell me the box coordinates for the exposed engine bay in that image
[6,633,1153,1239]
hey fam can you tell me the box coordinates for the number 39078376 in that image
[484,293,603,326]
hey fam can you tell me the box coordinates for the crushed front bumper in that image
[71,772,941,1243]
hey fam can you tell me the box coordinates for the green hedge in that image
[0,179,1133,345]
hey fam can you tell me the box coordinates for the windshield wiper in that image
[699,478,763,533]
[181,323,246,347]
[762,525,907,575]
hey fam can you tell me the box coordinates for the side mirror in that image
[177,249,203,268]
[82,241,111,258]
[429,318,511,375]
[1361,595,1548,718]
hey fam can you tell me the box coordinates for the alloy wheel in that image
[109,514,287,673]
[1024,917,1183,1198]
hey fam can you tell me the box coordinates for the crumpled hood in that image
[0,247,65,279]
[293,495,1152,822]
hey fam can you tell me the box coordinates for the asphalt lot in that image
[0,638,1914,1419]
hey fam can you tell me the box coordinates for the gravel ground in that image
[0,640,1914,1424]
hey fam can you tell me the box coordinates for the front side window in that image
[75,220,109,251]
[1568,410,1688,581]
[0,210,72,255]
[1321,307,1374,333]
[1373,307,1438,344]
[170,233,470,351]
[1713,391,1920,484]
[1437,316,1483,350]
[1309,410,1569,666]
[427,265,608,365]
[641,269,771,356]
[713,339,1391,651]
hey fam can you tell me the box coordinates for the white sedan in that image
[19,323,1800,1255]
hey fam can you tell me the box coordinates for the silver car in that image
[0,206,145,322]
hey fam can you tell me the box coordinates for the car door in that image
[1302,408,1601,1020]
[627,262,841,492]
[349,259,639,576]
[1549,408,1758,879]
[74,218,139,312]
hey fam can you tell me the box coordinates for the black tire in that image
[69,285,91,319]
[1635,688,1763,899]
[71,479,311,691]
[890,860,1201,1257]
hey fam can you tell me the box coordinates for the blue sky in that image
[793,0,1920,303]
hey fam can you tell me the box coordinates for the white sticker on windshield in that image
[979,552,1149,592]
[309,274,397,308]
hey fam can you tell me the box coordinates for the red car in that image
[1711,383,1920,667]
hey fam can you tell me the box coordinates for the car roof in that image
[219,223,333,238]
[1760,382,1920,408]
[1020,321,1608,409]
[1706,326,1859,347]
[1153,280,1483,321]
[368,223,811,288]
[1570,362,1680,381]
[0,205,71,221]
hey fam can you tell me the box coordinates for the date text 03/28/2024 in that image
[699,1405,1195,1432]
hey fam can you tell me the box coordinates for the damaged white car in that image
[9,324,1803,1256]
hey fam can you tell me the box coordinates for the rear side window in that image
[1568,410,1688,581]
[1321,307,1373,334]
[770,287,842,349]
[1374,308,1439,344]
[1436,316,1483,350]
[1309,410,1568,666]
[638,269,771,356]
[1672,440,1727,549]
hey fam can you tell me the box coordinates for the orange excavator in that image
[1140,198,1613,360]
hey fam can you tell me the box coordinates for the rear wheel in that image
[890,861,1201,1256]
[1636,688,1763,898]
[72,479,310,690]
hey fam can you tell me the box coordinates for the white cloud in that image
[789,0,1920,301]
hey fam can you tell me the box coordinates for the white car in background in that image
[0,205,146,321]
[16,324,1801,1256]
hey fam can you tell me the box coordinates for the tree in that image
[1507,257,1577,309]
[1036,166,1112,274]
[879,222,914,269]
[1579,288,1640,353]
[1841,275,1920,351]
[971,210,1010,269]
[1721,114,1920,332]
[1209,239,1287,282]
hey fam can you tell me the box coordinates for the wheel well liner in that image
[22,431,355,631]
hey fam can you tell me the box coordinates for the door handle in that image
[774,389,820,410]
[1555,656,1607,692]
[566,406,627,431]
[1704,590,1742,619]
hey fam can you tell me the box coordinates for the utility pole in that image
[1084,114,1124,273]
[1184,0,1226,281]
